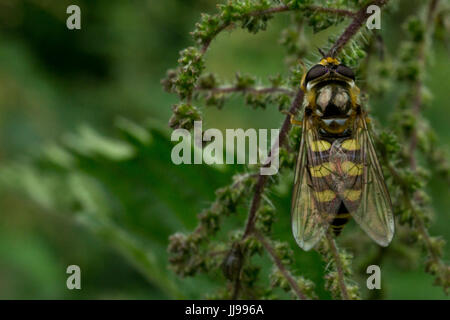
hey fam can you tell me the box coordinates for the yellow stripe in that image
[306,92,316,106]
[314,190,336,202]
[344,189,362,201]
[341,161,363,176]
[327,57,339,64]
[349,85,360,106]
[310,162,333,178]
[308,139,331,152]
[342,139,360,151]
[320,57,339,65]
[336,213,351,218]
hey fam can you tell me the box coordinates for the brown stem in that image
[247,4,291,17]
[326,232,350,300]
[254,231,308,300]
[231,276,241,300]
[308,5,356,18]
[201,23,229,54]
[328,0,389,56]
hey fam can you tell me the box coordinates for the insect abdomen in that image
[330,202,351,236]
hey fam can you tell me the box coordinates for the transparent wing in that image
[291,113,340,251]
[342,115,395,246]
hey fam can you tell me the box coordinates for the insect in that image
[290,54,395,251]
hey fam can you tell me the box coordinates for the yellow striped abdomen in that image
[330,202,351,236]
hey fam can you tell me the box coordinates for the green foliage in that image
[1,0,449,300]
[169,103,203,130]
[0,119,235,298]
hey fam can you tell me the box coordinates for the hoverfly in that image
[290,54,394,251]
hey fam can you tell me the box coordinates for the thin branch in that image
[231,276,241,300]
[328,0,389,56]
[201,23,229,54]
[308,5,356,18]
[247,4,291,17]
[254,231,308,300]
[325,232,350,300]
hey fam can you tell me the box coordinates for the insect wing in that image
[342,115,395,246]
[291,114,340,251]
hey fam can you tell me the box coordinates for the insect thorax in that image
[309,82,356,136]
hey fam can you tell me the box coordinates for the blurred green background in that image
[0,0,448,299]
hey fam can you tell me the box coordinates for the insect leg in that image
[281,110,303,126]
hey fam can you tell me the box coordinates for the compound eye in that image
[304,64,328,85]
[336,65,355,80]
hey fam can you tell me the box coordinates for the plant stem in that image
[247,4,290,17]
[326,232,350,300]
[328,0,389,56]
[308,5,356,18]
[231,276,241,300]
[254,231,308,300]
